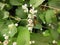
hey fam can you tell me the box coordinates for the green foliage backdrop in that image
[0,0,60,45]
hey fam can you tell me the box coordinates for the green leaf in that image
[57,27,60,33]
[8,23,17,37]
[3,11,9,19]
[50,29,59,40]
[4,4,12,10]
[0,32,4,41]
[39,12,45,23]
[16,7,27,19]
[0,2,6,10]
[45,10,57,24]
[0,10,9,19]
[49,0,60,9]
[19,20,27,26]
[0,20,17,38]
[10,0,23,6]
[30,0,45,8]
[17,26,30,45]
[34,23,42,29]
[31,33,52,45]
[8,38,17,45]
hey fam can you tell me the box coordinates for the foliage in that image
[0,0,60,45]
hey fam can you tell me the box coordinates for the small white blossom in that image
[28,27,33,31]
[49,24,51,26]
[43,32,45,35]
[30,8,37,14]
[4,36,9,40]
[3,34,9,40]
[43,21,45,24]
[28,14,32,18]
[34,10,37,13]
[22,4,27,10]
[3,34,6,37]
[24,8,28,13]
[3,40,9,45]
[0,41,1,44]
[40,28,43,31]
[28,19,33,24]
[28,26,33,33]
[33,15,36,17]
[32,41,35,44]
[13,42,17,45]
[58,17,60,19]
[29,41,32,44]
[8,23,14,28]
[27,23,34,27]
[8,31,11,34]
[52,40,57,44]
[30,4,32,7]
[15,23,18,26]
[23,0,24,1]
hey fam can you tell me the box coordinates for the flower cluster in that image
[22,4,37,33]
[3,34,9,45]
[13,42,17,45]
[52,40,57,44]
[28,5,37,33]
[22,4,28,13]
[29,40,35,44]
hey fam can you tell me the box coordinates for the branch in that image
[41,5,60,11]
[10,16,27,21]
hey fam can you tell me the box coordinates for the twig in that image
[41,5,60,11]
[10,16,27,21]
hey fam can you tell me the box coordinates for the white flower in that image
[43,21,45,24]
[30,4,32,7]
[8,23,14,28]
[32,41,35,44]
[40,28,43,31]
[24,8,28,13]
[23,0,24,1]
[15,23,18,26]
[34,10,37,13]
[22,4,27,10]
[29,41,32,44]
[4,36,9,40]
[22,4,28,13]
[3,34,6,37]
[28,19,33,24]
[8,31,11,34]
[27,23,34,27]
[52,40,57,44]
[3,40,9,45]
[33,15,36,17]
[43,32,45,35]
[0,41,2,43]
[49,24,51,26]
[28,14,32,18]
[3,34,9,40]
[28,27,33,31]
[33,15,37,18]
[58,17,60,19]
[30,8,37,14]
[13,42,17,45]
